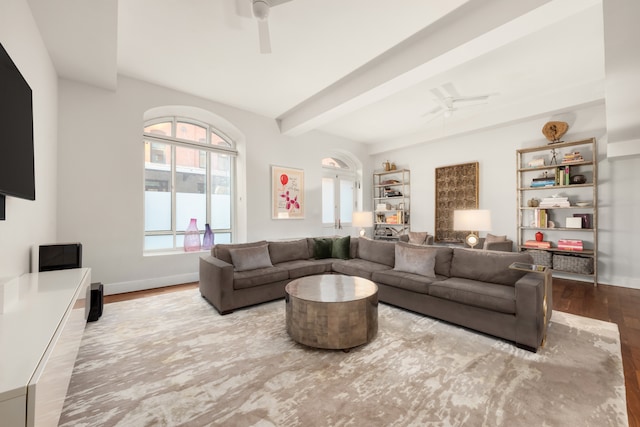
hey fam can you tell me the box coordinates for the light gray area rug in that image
[59,289,628,427]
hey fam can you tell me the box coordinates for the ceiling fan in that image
[423,83,498,122]
[237,0,294,54]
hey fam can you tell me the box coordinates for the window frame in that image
[143,116,237,253]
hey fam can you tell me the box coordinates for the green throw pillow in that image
[331,235,351,260]
[313,238,333,259]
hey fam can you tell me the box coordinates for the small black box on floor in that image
[88,282,103,322]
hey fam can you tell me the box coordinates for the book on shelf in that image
[525,240,552,248]
[562,151,584,163]
[530,178,556,187]
[555,165,570,186]
[558,239,583,251]
[533,208,553,227]
[539,196,570,208]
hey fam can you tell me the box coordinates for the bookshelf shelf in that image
[516,138,598,284]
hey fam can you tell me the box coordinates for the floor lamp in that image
[453,209,492,249]
[352,211,374,238]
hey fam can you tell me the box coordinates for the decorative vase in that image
[202,223,214,250]
[184,218,201,252]
[535,231,544,242]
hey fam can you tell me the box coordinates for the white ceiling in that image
[27,0,605,149]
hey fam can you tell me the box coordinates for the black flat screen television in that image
[0,42,35,220]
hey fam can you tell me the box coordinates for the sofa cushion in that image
[450,248,532,286]
[372,270,439,294]
[393,244,437,278]
[268,239,310,264]
[233,266,289,290]
[312,238,333,259]
[483,233,507,250]
[332,258,392,280]
[331,235,351,259]
[397,242,453,277]
[213,240,268,264]
[428,277,516,314]
[273,259,328,279]
[229,244,273,272]
[357,237,395,267]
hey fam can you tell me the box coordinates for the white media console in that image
[0,268,91,426]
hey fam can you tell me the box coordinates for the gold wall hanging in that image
[435,162,479,242]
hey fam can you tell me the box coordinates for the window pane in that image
[144,121,172,136]
[176,146,206,232]
[211,131,231,147]
[213,233,231,244]
[211,152,231,230]
[322,177,335,224]
[145,141,171,231]
[176,121,206,143]
[340,179,354,223]
[144,235,174,251]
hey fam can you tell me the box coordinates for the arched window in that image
[143,116,237,251]
[322,155,358,233]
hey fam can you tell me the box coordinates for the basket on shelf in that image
[552,254,594,274]
[525,249,552,267]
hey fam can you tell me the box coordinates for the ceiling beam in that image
[276,0,555,137]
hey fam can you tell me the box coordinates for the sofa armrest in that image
[514,272,551,350]
[199,255,235,314]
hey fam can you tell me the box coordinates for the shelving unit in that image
[516,138,598,284]
[373,169,410,241]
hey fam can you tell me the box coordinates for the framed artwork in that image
[272,165,304,219]
[435,162,479,242]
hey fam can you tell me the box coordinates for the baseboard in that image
[103,273,199,295]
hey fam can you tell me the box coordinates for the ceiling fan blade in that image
[442,82,460,98]
[430,87,446,102]
[452,95,491,104]
[269,0,294,6]
[258,19,272,54]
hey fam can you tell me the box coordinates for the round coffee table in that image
[285,275,378,350]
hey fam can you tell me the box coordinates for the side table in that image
[509,262,552,347]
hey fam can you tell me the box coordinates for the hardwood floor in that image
[105,279,640,426]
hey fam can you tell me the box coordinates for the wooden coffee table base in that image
[285,275,378,350]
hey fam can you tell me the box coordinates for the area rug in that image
[59,289,628,427]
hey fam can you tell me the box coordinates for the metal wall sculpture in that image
[435,162,479,243]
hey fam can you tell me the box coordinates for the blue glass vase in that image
[184,218,201,252]
[202,223,214,250]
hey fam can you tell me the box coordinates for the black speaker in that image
[38,243,82,272]
[88,282,103,322]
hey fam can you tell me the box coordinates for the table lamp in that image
[352,211,374,237]
[453,209,492,249]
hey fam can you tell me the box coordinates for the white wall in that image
[371,103,640,289]
[0,0,58,279]
[57,76,369,294]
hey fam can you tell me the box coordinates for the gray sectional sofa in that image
[199,236,551,351]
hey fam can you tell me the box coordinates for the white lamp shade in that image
[453,209,492,231]
[352,211,374,228]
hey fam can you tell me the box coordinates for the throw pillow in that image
[483,233,507,250]
[313,238,333,259]
[228,244,273,272]
[408,231,428,245]
[331,235,351,260]
[393,244,437,278]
